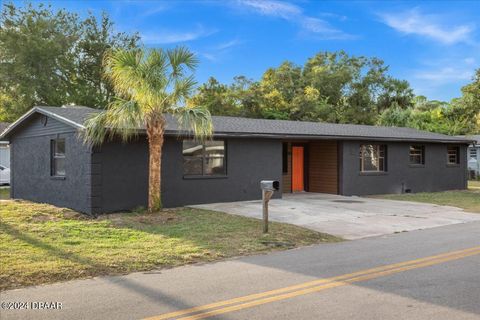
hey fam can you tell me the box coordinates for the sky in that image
[19,0,480,102]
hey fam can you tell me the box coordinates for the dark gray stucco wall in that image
[340,141,468,196]
[162,137,282,208]
[93,138,149,213]
[10,114,92,213]
[93,136,282,211]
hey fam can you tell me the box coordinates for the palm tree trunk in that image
[146,115,166,212]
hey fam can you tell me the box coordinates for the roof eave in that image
[0,107,84,140]
[163,130,471,144]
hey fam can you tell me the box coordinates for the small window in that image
[51,139,66,176]
[447,146,460,165]
[360,144,387,172]
[183,140,226,176]
[409,145,425,165]
[282,143,288,174]
[469,148,477,159]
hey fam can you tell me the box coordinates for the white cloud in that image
[236,0,352,40]
[215,39,243,50]
[300,17,353,39]
[141,25,217,44]
[141,5,169,17]
[464,57,476,65]
[199,39,244,62]
[415,67,473,82]
[239,0,301,19]
[379,8,474,45]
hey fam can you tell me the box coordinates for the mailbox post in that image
[260,180,279,233]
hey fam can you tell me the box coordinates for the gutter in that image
[162,130,473,144]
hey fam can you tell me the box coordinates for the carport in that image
[191,193,480,239]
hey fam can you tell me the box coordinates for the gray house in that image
[463,135,479,177]
[0,106,472,215]
[0,122,10,168]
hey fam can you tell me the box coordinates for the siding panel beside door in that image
[309,141,338,194]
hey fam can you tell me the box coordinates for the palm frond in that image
[83,111,110,146]
[104,49,143,97]
[85,46,210,146]
[83,98,144,145]
[167,46,199,78]
[170,75,197,106]
[174,105,213,141]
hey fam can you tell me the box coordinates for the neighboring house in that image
[0,106,472,215]
[0,122,10,169]
[459,135,480,176]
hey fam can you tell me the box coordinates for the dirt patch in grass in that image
[0,201,341,291]
[101,209,182,227]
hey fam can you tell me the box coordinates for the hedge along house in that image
[0,106,472,215]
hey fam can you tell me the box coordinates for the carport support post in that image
[262,190,273,233]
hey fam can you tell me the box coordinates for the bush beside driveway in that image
[0,200,341,291]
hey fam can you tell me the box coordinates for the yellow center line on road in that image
[144,245,480,320]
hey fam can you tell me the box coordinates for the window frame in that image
[469,148,477,160]
[447,146,460,165]
[51,138,66,177]
[359,144,387,173]
[182,139,227,178]
[409,145,425,166]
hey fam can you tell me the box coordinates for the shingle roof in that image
[0,106,473,144]
[40,106,98,126]
[457,135,480,145]
[163,114,471,143]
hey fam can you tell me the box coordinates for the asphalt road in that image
[2,221,480,320]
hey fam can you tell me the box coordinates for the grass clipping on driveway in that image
[0,200,341,291]
[376,182,480,213]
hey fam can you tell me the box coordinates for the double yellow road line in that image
[145,245,480,320]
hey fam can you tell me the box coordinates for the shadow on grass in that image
[0,220,217,316]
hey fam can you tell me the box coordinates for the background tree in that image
[84,47,212,212]
[0,2,138,122]
[192,50,414,125]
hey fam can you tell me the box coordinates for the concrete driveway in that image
[191,193,480,239]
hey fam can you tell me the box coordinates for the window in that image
[447,146,460,165]
[409,145,425,165]
[183,140,226,176]
[359,144,386,172]
[282,143,288,174]
[469,148,477,159]
[51,139,66,177]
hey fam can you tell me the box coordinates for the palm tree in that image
[83,47,212,211]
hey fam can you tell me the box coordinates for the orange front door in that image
[292,146,304,192]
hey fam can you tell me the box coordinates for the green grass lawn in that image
[375,181,480,213]
[469,180,480,189]
[0,200,341,291]
[0,187,9,200]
